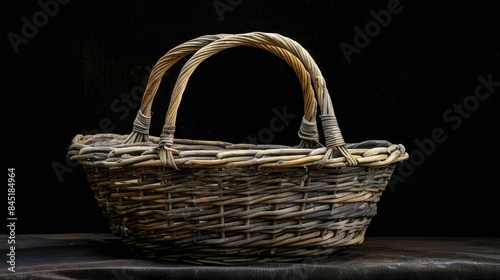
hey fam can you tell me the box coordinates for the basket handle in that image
[159,32,356,168]
[125,34,321,147]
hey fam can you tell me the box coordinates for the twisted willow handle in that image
[125,33,321,147]
[159,32,356,168]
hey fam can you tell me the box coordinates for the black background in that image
[6,0,499,238]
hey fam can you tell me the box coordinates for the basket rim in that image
[69,133,408,169]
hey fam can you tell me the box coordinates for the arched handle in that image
[158,32,356,168]
[125,33,321,147]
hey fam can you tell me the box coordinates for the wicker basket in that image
[68,32,408,264]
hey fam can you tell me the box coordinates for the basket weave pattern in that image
[69,32,408,264]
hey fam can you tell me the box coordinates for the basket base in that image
[115,229,366,265]
[121,238,355,265]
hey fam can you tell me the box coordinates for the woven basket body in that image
[69,32,408,264]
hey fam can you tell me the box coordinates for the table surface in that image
[1,233,499,280]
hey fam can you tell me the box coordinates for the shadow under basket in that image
[69,32,408,264]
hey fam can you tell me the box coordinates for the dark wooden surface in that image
[1,234,499,279]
